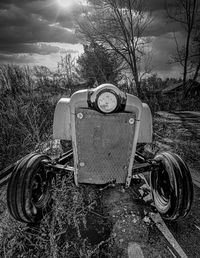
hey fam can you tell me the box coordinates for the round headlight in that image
[97,91,118,113]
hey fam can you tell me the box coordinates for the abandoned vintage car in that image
[2,84,193,223]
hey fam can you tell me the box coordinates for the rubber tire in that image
[0,158,23,187]
[7,153,52,223]
[150,152,193,220]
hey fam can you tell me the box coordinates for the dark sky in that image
[0,0,185,78]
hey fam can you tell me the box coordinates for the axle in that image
[0,149,160,187]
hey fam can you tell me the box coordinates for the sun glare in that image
[57,0,86,8]
[57,0,73,8]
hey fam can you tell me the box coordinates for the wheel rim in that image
[31,164,50,209]
[151,152,194,220]
[155,166,171,208]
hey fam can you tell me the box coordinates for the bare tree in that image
[167,0,199,87]
[76,0,152,97]
[57,54,79,84]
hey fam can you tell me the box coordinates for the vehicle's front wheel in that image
[7,153,52,223]
[150,152,193,220]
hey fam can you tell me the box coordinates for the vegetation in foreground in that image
[0,175,112,258]
[0,62,199,257]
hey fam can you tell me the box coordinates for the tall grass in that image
[0,65,60,169]
[0,175,112,258]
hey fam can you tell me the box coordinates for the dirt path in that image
[153,111,200,185]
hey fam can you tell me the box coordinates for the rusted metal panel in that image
[75,108,135,184]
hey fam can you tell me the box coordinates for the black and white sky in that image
[0,0,186,78]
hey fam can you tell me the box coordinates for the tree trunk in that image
[183,30,191,93]
[192,61,200,81]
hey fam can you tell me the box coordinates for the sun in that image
[57,0,75,8]
[57,0,86,8]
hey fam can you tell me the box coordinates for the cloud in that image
[144,0,171,11]
[0,0,85,70]
[0,43,74,55]
[0,0,187,78]
[141,0,186,77]
[0,0,83,56]
[0,8,78,45]
[0,53,36,64]
[149,32,185,77]
[23,0,83,28]
[0,51,79,70]
[144,10,183,37]
[0,43,83,70]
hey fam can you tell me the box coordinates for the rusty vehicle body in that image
[1,84,193,224]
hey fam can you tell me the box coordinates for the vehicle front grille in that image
[75,108,135,184]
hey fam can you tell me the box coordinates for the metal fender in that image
[138,103,152,143]
[53,98,71,140]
